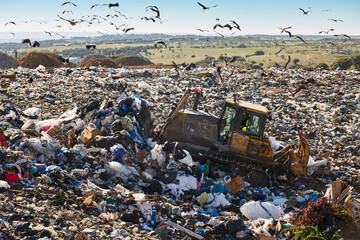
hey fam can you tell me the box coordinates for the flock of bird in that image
[2,1,357,68]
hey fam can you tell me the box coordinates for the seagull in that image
[60,2,77,7]
[22,39,40,48]
[10,32,15,36]
[230,20,241,31]
[90,4,101,9]
[146,6,160,19]
[57,15,85,26]
[284,55,291,69]
[45,31,52,37]
[62,10,73,15]
[154,40,166,48]
[141,17,156,23]
[106,14,119,18]
[197,2,217,11]
[274,48,285,55]
[110,23,126,30]
[85,43,96,50]
[327,40,347,47]
[123,27,134,33]
[213,23,233,37]
[195,29,209,32]
[229,56,237,63]
[278,27,292,37]
[299,8,311,15]
[334,34,351,39]
[328,19,343,23]
[318,29,334,34]
[4,21,16,26]
[55,32,66,38]
[293,35,307,44]
[108,2,119,8]
[275,40,286,46]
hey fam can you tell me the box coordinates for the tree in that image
[352,55,360,70]
[254,50,265,55]
[331,57,352,70]
[315,63,329,69]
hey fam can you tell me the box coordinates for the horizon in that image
[1,0,359,43]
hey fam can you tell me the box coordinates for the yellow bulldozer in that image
[157,89,310,186]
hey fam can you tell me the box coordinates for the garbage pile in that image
[0,52,18,70]
[76,54,107,67]
[17,52,66,69]
[0,65,358,239]
[111,56,154,67]
[78,58,119,68]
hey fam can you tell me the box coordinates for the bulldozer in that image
[157,89,310,185]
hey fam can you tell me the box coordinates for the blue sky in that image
[0,0,359,39]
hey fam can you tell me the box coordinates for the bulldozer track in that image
[194,152,274,187]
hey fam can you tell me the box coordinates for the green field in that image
[15,37,360,68]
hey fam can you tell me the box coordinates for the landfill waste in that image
[0,52,18,69]
[17,52,65,68]
[0,63,358,239]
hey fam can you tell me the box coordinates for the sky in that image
[0,0,359,41]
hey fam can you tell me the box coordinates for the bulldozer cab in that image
[219,102,268,143]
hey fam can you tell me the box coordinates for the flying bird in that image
[195,29,209,32]
[274,48,285,55]
[141,17,156,23]
[197,2,217,11]
[123,27,134,33]
[299,8,311,15]
[278,27,292,37]
[293,35,307,44]
[318,29,334,34]
[275,40,286,46]
[284,55,291,69]
[229,56,237,63]
[22,39,40,48]
[4,21,16,26]
[106,14,119,18]
[90,4,101,9]
[334,34,351,39]
[62,10,73,15]
[108,2,119,8]
[57,15,85,26]
[60,2,77,7]
[45,31,52,37]
[328,19,343,23]
[154,40,166,48]
[85,44,96,50]
[10,32,15,36]
[213,23,233,37]
[55,32,66,38]
[146,6,160,19]
[230,20,241,31]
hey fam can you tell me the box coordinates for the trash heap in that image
[0,65,359,239]
[0,52,18,70]
[17,52,65,69]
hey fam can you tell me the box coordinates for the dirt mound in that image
[0,52,18,69]
[112,56,153,66]
[78,58,119,68]
[77,54,107,66]
[17,52,63,69]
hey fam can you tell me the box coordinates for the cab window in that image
[241,113,261,135]
[219,106,236,142]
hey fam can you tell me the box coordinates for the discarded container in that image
[83,123,101,144]
[226,175,245,194]
[240,201,284,220]
[195,192,209,206]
